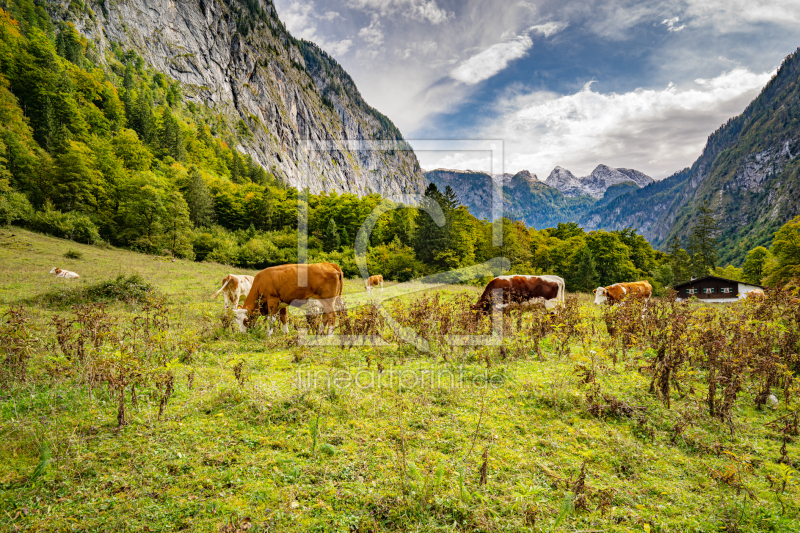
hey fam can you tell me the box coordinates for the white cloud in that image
[662,17,685,32]
[450,34,534,85]
[683,0,800,31]
[493,67,774,178]
[279,1,353,57]
[449,22,567,85]
[321,11,342,21]
[530,21,569,37]
[357,15,385,58]
[346,0,453,24]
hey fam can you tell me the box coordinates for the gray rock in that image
[48,0,425,199]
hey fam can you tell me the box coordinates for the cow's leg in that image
[265,299,282,336]
[380,281,384,291]
[280,307,289,335]
[321,298,336,336]
[223,291,231,310]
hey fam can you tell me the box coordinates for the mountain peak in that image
[546,164,653,198]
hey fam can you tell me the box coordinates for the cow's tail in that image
[336,268,345,309]
[211,279,230,300]
[558,278,566,307]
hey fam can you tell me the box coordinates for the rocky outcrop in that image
[546,164,653,198]
[48,0,425,199]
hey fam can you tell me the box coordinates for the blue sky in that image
[274,0,800,179]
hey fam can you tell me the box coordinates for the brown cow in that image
[472,275,565,317]
[366,274,384,292]
[233,263,343,335]
[593,281,652,305]
[744,288,765,301]
[211,274,254,310]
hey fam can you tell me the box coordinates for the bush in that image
[64,250,83,260]
[0,190,33,226]
[40,274,158,307]
[26,202,101,244]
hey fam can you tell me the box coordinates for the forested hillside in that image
[582,47,800,266]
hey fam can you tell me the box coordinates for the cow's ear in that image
[592,288,596,294]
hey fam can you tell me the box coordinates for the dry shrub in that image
[0,305,35,383]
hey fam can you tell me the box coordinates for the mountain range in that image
[425,164,652,227]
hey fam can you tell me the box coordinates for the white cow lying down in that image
[49,267,79,279]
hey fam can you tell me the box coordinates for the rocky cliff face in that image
[545,164,653,198]
[47,0,425,199]
[580,47,800,265]
[425,169,596,228]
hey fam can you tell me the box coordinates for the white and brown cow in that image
[211,274,254,310]
[366,274,384,293]
[593,281,652,305]
[234,263,344,335]
[49,267,79,279]
[472,274,565,317]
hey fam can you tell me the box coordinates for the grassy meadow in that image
[1,228,799,532]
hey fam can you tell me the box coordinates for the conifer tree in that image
[688,201,718,278]
[185,169,215,228]
[567,244,599,292]
[324,217,341,252]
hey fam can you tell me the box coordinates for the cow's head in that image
[49,267,59,274]
[233,308,250,333]
[470,299,491,319]
[592,287,608,305]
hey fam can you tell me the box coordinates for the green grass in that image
[0,227,798,532]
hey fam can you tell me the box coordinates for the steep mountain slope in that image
[425,169,595,228]
[582,47,800,265]
[46,0,425,197]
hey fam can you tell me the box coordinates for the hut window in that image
[704,288,715,294]
[687,288,697,294]
[721,287,731,294]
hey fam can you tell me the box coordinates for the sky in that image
[273,0,800,180]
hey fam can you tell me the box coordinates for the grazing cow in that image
[211,274,254,310]
[366,274,384,292]
[593,281,652,305]
[744,288,766,301]
[472,275,565,317]
[234,263,344,335]
[49,267,79,279]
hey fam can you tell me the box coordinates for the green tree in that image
[614,227,656,274]
[161,191,194,258]
[111,128,152,171]
[688,201,718,278]
[185,168,215,228]
[743,246,769,284]
[566,244,599,292]
[119,176,166,253]
[52,140,104,211]
[323,217,341,252]
[586,231,638,287]
[160,108,185,161]
[714,264,744,282]
[666,235,693,285]
[764,216,800,286]
[653,263,675,288]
